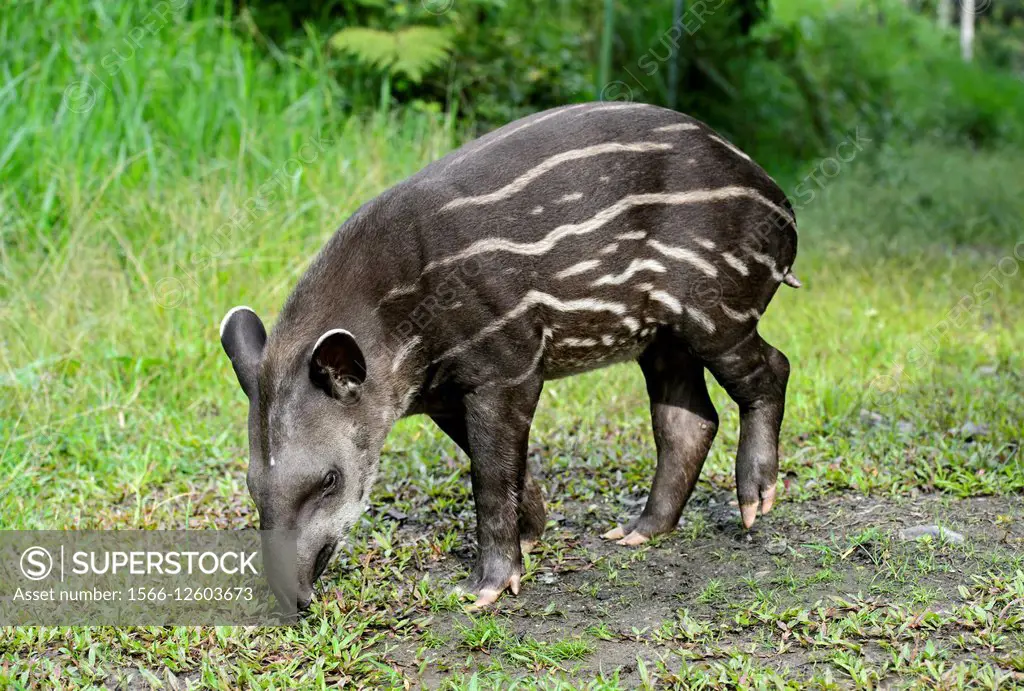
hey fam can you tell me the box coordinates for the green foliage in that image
[707,0,1024,167]
[329,25,453,83]
[441,0,599,123]
[236,0,1024,159]
[914,0,1024,72]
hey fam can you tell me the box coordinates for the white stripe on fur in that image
[591,259,667,286]
[448,103,592,164]
[647,239,718,277]
[721,252,750,276]
[440,291,628,360]
[721,304,761,322]
[708,134,752,162]
[555,260,601,279]
[649,290,683,314]
[652,123,701,133]
[560,337,598,347]
[442,142,673,211]
[685,306,717,333]
[748,250,786,281]
[390,336,422,373]
[428,187,785,271]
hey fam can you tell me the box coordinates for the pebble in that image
[948,421,989,440]
[537,571,558,585]
[899,525,965,544]
[859,409,886,427]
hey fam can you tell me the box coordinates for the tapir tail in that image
[778,197,801,289]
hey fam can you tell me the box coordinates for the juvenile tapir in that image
[219,102,799,610]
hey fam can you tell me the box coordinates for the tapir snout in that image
[259,528,335,612]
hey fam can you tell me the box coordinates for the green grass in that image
[2,0,1024,687]
[2,128,1021,686]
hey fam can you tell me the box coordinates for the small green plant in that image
[697,578,725,604]
[457,618,511,651]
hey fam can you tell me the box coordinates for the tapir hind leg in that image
[517,471,546,551]
[701,329,790,529]
[604,333,718,546]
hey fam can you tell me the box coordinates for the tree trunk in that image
[938,0,952,29]
[961,0,975,62]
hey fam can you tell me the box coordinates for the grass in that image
[2,130,1021,686]
[2,0,1024,688]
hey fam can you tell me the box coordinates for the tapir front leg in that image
[429,408,547,551]
[458,377,543,608]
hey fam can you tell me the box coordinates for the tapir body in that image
[220,102,798,609]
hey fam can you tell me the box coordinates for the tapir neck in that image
[268,198,429,421]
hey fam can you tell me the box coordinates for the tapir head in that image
[219,306,380,611]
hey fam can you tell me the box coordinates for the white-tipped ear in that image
[310,328,366,403]
[220,306,266,399]
[220,305,257,340]
[312,328,354,354]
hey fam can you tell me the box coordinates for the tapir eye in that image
[322,470,339,494]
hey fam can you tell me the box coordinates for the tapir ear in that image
[220,306,266,399]
[310,329,366,404]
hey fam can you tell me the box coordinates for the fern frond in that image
[330,26,452,83]
[330,28,399,73]
[392,27,453,83]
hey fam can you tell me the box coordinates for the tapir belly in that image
[542,311,660,379]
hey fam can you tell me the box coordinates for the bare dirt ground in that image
[380,489,1024,687]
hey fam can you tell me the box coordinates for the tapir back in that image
[279,102,797,394]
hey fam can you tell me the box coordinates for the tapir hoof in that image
[456,556,523,610]
[457,574,521,611]
[740,485,778,529]
[601,525,651,546]
[601,525,627,541]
